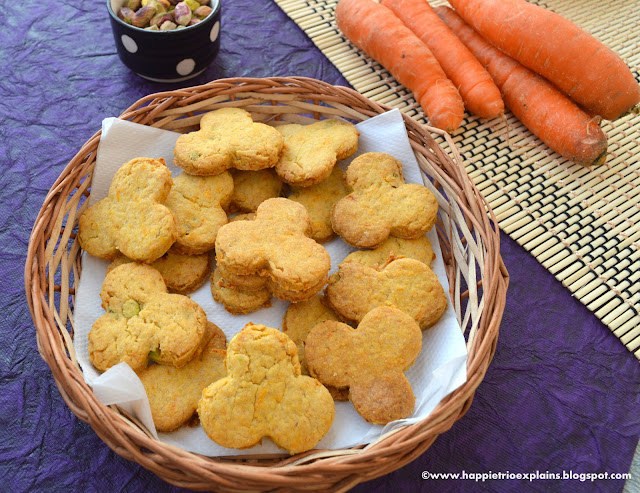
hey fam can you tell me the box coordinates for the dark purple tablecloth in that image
[3,0,639,491]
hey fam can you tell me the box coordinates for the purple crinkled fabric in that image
[2,0,639,491]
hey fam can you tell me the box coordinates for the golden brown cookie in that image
[331,152,438,248]
[228,169,285,213]
[215,198,331,302]
[282,294,341,375]
[343,236,435,269]
[88,263,207,372]
[325,257,447,330]
[107,248,212,294]
[173,108,284,176]
[288,165,349,243]
[210,267,272,315]
[139,322,227,432]
[305,306,422,424]
[197,323,335,454]
[78,157,177,263]
[275,119,359,186]
[165,171,233,255]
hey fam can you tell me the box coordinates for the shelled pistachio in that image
[193,5,212,19]
[160,20,178,30]
[173,2,192,25]
[150,11,173,27]
[117,0,212,30]
[131,4,157,27]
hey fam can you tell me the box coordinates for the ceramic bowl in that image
[107,0,221,82]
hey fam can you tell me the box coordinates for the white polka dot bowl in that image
[107,0,221,82]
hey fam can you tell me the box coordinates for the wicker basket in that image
[25,76,507,492]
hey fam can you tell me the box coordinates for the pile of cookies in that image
[78,107,447,454]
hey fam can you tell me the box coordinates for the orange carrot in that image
[335,0,464,132]
[446,0,640,121]
[381,0,503,120]
[436,6,607,165]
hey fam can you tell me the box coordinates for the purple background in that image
[3,0,639,491]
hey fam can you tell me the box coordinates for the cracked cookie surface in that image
[197,323,335,454]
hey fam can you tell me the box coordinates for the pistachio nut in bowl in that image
[107,0,221,82]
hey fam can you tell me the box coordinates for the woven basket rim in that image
[25,76,508,492]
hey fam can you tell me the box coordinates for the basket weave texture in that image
[25,77,508,492]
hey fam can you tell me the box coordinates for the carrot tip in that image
[591,150,608,167]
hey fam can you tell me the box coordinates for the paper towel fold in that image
[73,109,468,456]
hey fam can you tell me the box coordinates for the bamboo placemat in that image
[274,0,640,358]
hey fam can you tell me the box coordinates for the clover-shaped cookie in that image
[138,322,227,432]
[215,197,331,302]
[197,323,335,454]
[78,157,177,263]
[325,257,447,330]
[331,152,439,248]
[288,165,349,243]
[275,119,359,186]
[88,263,207,373]
[165,171,233,255]
[173,108,284,176]
[305,306,422,424]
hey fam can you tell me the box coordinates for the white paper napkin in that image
[73,109,468,456]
